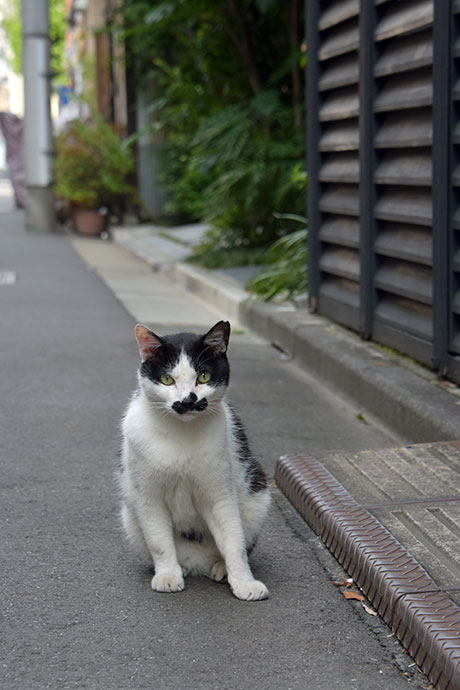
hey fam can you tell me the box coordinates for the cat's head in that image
[135,321,230,421]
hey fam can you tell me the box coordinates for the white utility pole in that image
[21,0,56,232]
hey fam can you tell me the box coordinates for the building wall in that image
[65,0,127,133]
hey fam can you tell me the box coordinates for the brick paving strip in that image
[275,442,460,690]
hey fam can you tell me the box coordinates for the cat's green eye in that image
[160,374,175,386]
[197,371,211,384]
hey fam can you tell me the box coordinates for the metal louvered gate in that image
[307,0,460,384]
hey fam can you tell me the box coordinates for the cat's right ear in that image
[135,324,163,361]
[203,320,230,354]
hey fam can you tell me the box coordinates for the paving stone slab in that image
[315,442,460,606]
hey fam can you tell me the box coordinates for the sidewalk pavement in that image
[1,191,457,689]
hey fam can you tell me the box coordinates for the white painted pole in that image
[21,0,56,232]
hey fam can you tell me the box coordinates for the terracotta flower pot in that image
[71,207,107,236]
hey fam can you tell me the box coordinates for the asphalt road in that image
[1,206,430,689]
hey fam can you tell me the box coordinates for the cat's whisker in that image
[203,406,220,419]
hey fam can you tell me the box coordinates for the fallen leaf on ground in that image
[362,603,378,616]
[333,575,353,587]
[343,591,364,601]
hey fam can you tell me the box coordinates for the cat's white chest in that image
[126,406,217,533]
[124,394,228,477]
[162,476,205,534]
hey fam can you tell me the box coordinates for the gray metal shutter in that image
[370,0,434,365]
[308,0,436,366]
[444,2,460,382]
[308,0,361,331]
[307,0,460,382]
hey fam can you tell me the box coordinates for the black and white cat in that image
[119,320,270,601]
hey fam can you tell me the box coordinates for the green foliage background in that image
[2,0,66,84]
[122,0,306,252]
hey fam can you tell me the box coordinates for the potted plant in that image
[54,112,135,235]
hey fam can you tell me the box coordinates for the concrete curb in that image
[239,300,460,443]
[113,231,460,443]
[169,262,247,325]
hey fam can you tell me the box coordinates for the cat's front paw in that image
[230,578,269,601]
[151,572,185,593]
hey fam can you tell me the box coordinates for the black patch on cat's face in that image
[172,393,209,415]
[194,398,208,412]
[140,331,230,387]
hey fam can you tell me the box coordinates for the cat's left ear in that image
[135,324,163,361]
[203,321,230,355]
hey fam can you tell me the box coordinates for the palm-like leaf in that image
[247,216,307,300]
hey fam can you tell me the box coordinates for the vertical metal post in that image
[432,0,451,375]
[306,0,321,312]
[359,0,377,339]
[21,0,56,232]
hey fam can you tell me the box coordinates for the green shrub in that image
[247,213,308,300]
[54,114,135,209]
[122,0,306,246]
[187,91,305,248]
